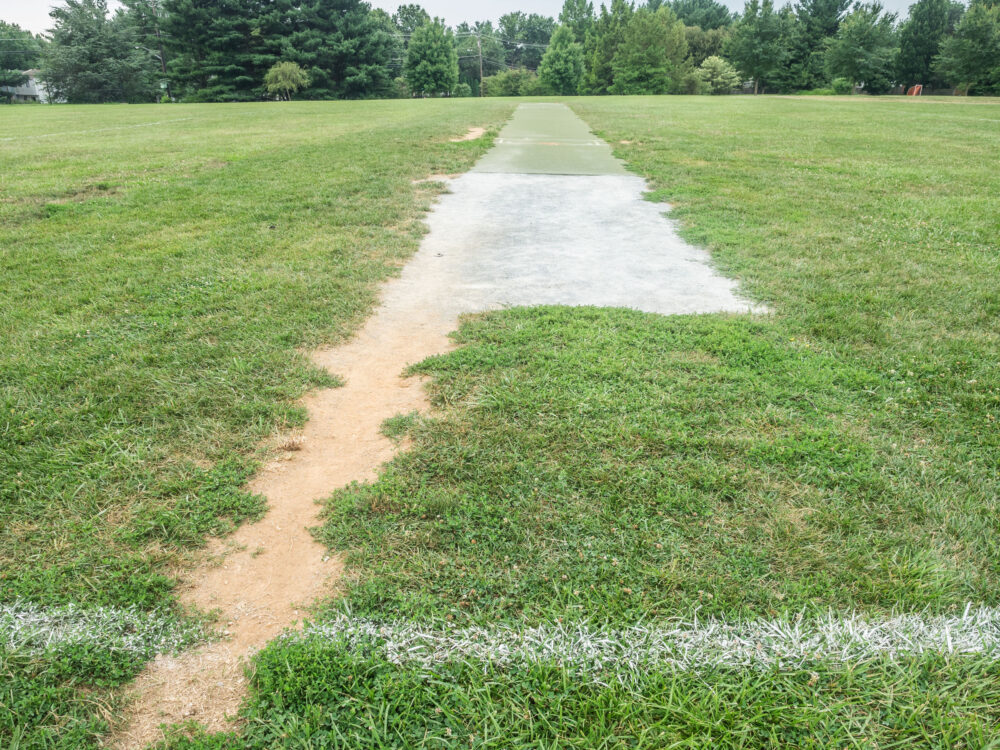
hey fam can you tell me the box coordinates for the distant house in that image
[1,70,49,103]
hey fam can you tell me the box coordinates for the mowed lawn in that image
[0,99,516,746]
[2,96,999,748]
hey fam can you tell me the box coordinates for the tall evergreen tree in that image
[826,1,899,93]
[404,17,458,95]
[163,0,281,101]
[669,0,734,29]
[287,0,400,99]
[725,0,787,92]
[934,0,1000,94]
[538,25,586,93]
[610,6,689,93]
[896,0,961,88]
[583,0,635,93]
[42,0,160,102]
[559,0,596,41]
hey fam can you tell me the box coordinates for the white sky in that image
[1,0,915,36]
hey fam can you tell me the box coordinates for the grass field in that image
[0,99,516,747]
[3,96,999,747]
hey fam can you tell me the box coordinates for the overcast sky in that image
[0,0,917,36]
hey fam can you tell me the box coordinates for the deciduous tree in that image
[725,0,787,92]
[404,18,458,95]
[826,1,898,93]
[265,61,309,100]
[539,25,586,93]
[0,21,42,100]
[934,0,1000,94]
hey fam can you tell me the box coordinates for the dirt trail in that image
[113,280,459,748]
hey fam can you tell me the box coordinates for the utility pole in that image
[476,32,484,97]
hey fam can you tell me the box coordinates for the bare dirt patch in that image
[112,279,460,749]
[450,126,485,142]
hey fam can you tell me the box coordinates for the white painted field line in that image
[0,117,195,142]
[292,605,1000,675]
[0,602,200,657]
[6,601,1000,674]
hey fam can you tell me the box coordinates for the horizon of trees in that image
[1,0,997,104]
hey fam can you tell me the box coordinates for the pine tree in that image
[163,0,280,101]
[790,0,851,88]
[287,0,400,100]
[539,25,586,93]
[669,0,734,29]
[404,18,459,95]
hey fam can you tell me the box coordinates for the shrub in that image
[831,77,853,94]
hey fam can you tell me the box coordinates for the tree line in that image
[1,0,997,104]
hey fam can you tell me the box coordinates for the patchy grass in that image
[184,95,1000,747]
[0,99,514,748]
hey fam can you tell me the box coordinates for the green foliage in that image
[498,12,557,70]
[698,54,742,92]
[392,3,430,37]
[452,81,473,97]
[161,0,275,101]
[559,0,596,41]
[0,21,43,99]
[826,1,899,93]
[538,25,586,94]
[404,18,459,96]
[684,25,730,66]
[455,21,505,91]
[264,61,310,101]
[669,0,735,29]
[583,0,634,93]
[481,68,549,96]
[934,0,1000,95]
[284,0,401,100]
[831,74,853,91]
[41,0,160,103]
[785,0,851,90]
[724,0,789,92]
[896,0,961,88]
[610,7,691,94]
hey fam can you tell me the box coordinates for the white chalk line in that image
[0,117,195,142]
[289,605,1000,677]
[6,602,1000,676]
[0,602,201,657]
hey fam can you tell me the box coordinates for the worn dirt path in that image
[115,103,754,748]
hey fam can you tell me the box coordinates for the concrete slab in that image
[381,103,757,319]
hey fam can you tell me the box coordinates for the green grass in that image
[216,95,998,748]
[4,95,999,747]
[0,99,515,747]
